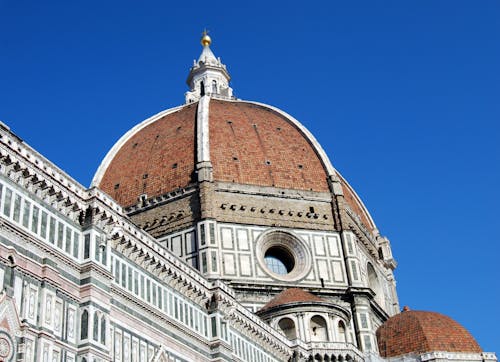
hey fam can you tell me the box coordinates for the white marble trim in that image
[196,96,210,163]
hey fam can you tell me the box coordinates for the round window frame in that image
[0,329,15,361]
[255,229,312,281]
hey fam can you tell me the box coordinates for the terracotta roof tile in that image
[98,99,331,207]
[260,288,324,312]
[377,309,482,357]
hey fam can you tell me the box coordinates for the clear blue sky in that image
[1,0,499,354]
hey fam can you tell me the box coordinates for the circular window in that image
[264,246,295,275]
[256,230,311,281]
[0,330,14,361]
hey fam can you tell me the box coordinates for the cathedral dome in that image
[94,99,331,207]
[92,34,377,234]
[376,308,482,357]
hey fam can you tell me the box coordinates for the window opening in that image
[310,315,328,342]
[200,81,205,96]
[100,317,106,344]
[264,246,294,275]
[278,318,297,340]
[80,310,88,340]
[338,321,347,342]
[93,312,99,340]
[31,205,40,234]
[378,247,384,260]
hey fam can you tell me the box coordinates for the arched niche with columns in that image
[310,315,329,342]
[277,317,297,340]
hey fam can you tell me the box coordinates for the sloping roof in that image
[260,288,324,312]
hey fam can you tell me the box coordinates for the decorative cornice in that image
[257,301,351,322]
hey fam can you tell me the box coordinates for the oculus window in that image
[264,246,295,275]
[256,230,311,281]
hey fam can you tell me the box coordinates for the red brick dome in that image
[377,309,482,357]
[94,99,332,207]
[93,98,377,233]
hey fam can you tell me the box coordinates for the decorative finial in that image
[403,306,410,312]
[201,29,212,47]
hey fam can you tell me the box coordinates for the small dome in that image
[260,288,324,312]
[377,309,482,357]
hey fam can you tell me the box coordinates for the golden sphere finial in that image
[201,29,211,47]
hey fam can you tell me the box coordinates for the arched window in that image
[43,346,49,362]
[84,234,91,259]
[101,241,107,265]
[93,311,99,340]
[212,80,217,94]
[310,315,328,342]
[80,310,88,340]
[200,81,205,96]
[367,263,381,296]
[338,320,347,342]
[378,247,384,260]
[367,262,385,309]
[277,317,297,340]
[5,255,15,289]
[100,316,106,344]
[81,358,87,362]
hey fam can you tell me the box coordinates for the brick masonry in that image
[376,310,482,357]
[99,103,198,207]
[130,192,200,238]
[212,186,334,231]
[209,100,330,193]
